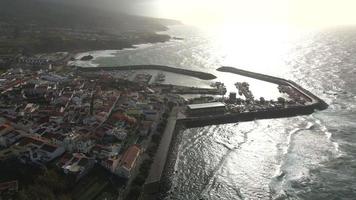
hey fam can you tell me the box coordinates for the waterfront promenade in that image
[143,107,178,194]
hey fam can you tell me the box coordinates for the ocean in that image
[72,25,356,200]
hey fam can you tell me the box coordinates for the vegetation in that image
[125,186,142,200]
[0,0,175,55]
[124,107,172,200]
[0,68,7,74]
[0,159,42,184]
[0,161,120,200]
[71,166,117,200]
[16,185,56,200]
[15,169,71,200]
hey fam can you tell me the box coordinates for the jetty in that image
[75,65,217,80]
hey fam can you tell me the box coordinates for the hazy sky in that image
[146,0,356,27]
[54,0,356,27]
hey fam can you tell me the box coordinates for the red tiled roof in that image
[42,132,65,141]
[17,136,47,147]
[0,124,11,132]
[119,145,140,170]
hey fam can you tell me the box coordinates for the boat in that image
[210,81,224,88]
[155,72,165,82]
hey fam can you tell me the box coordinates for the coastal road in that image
[145,106,178,185]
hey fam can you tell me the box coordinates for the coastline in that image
[66,25,184,68]
[158,122,185,200]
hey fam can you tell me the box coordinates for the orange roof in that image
[112,113,136,124]
[119,145,140,171]
[0,123,11,132]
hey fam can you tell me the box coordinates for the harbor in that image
[179,66,328,127]
[140,66,328,199]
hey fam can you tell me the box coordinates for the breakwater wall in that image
[180,105,316,128]
[76,65,217,80]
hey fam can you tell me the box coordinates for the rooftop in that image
[187,102,226,110]
[119,144,140,170]
[40,144,58,153]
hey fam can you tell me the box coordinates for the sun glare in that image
[151,0,356,28]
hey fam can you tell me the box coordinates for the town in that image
[0,66,182,200]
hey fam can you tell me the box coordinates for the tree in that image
[17,185,56,200]
[36,170,67,193]
[132,174,146,186]
[141,159,153,169]
[168,101,175,111]
[151,134,161,144]
[162,112,169,119]
[125,186,142,200]
[147,145,157,157]
[277,97,286,104]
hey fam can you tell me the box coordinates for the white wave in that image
[67,43,157,67]
[270,120,316,198]
[67,50,119,67]
[314,117,343,157]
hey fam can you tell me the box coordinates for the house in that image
[42,132,66,146]
[0,130,23,147]
[112,112,137,125]
[101,157,120,173]
[91,144,121,159]
[143,110,158,121]
[126,109,142,118]
[35,143,65,163]
[15,137,65,163]
[23,103,39,113]
[139,121,153,136]
[116,144,141,178]
[58,153,95,181]
[0,124,23,147]
[64,134,94,153]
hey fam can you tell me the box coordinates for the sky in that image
[53,0,356,28]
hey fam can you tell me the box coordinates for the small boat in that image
[155,72,165,82]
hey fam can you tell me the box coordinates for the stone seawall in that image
[76,65,217,80]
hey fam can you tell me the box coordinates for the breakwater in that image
[181,105,316,128]
[76,65,217,80]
